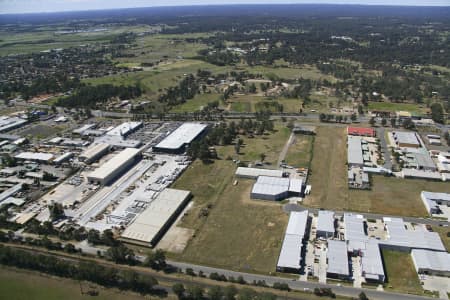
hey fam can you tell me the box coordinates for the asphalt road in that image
[376,127,393,170]
[167,260,434,300]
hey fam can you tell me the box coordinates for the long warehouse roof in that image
[327,240,349,276]
[121,188,191,244]
[347,136,364,165]
[236,167,283,178]
[155,123,207,150]
[412,249,450,272]
[80,143,110,159]
[88,148,141,180]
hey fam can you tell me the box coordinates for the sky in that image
[1,0,449,14]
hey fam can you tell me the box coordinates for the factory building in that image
[53,152,74,164]
[106,121,143,137]
[79,143,110,164]
[316,210,335,239]
[0,116,27,133]
[392,131,421,148]
[420,191,450,215]
[14,152,54,163]
[277,210,310,273]
[87,148,141,185]
[72,123,97,136]
[361,240,385,283]
[250,176,303,201]
[153,123,208,154]
[120,188,191,247]
[411,249,450,277]
[380,217,446,252]
[326,240,350,280]
[235,167,283,179]
[404,150,437,171]
[347,136,364,167]
[436,152,450,173]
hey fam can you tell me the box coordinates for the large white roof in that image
[327,240,349,276]
[361,240,385,279]
[155,123,207,150]
[236,167,283,178]
[80,143,110,160]
[344,213,367,243]
[121,188,191,244]
[107,122,142,136]
[88,148,141,180]
[412,249,450,272]
[348,136,364,165]
[277,234,302,269]
[317,210,335,234]
[393,131,420,146]
[286,210,309,236]
[15,152,54,161]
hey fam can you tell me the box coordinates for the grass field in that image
[368,102,428,115]
[169,93,223,113]
[228,95,303,113]
[305,126,449,216]
[171,124,291,273]
[382,250,423,295]
[284,134,314,168]
[0,267,163,300]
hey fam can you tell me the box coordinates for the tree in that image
[381,118,387,127]
[319,113,327,122]
[359,292,369,300]
[87,229,101,245]
[430,103,444,124]
[43,171,57,181]
[186,285,204,300]
[259,153,266,162]
[224,285,238,300]
[369,117,376,127]
[207,286,224,300]
[48,203,64,221]
[106,244,135,264]
[234,142,240,155]
[351,113,357,122]
[402,118,415,130]
[144,249,166,270]
[390,118,396,128]
[173,283,185,299]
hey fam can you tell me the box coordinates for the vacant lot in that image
[382,250,423,295]
[18,123,68,140]
[368,102,428,115]
[0,267,160,300]
[172,125,291,273]
[305,126,448,216]
[284,134,314,168]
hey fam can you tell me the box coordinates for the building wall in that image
[87,154,140,185]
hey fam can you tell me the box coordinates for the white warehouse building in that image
[87,148,141,185]
[411,249,450,277]
[121,188,191,247]
[153,123,208,154]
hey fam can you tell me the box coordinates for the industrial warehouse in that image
[153,122,208,153]
[120,188,192,247]
[87,148,142,185]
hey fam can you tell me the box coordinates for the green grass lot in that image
[169,93,223,113]
[0,267,163,300]
[304,93,345,113]
[305,126,449,216]
[171,124,291,273]
[382,250,423,295]
[115,33,211,65]
[431,226,450,251]
[0,25,150,56]
[284,134,314,168]
[228,95,303,113]
[368,102,429,115]
[245,65,337,82]
[84,60,228,98]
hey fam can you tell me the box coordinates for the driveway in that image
[376,127,392,170]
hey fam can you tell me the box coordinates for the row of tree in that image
[0,244,162,296]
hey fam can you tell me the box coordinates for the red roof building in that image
[347,127,375,137]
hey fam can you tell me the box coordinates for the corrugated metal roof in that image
[88,148,141,181]
[277,234,302,269]
[121,188,191,244]
[286,210,309,236]
[155,123,207,150]
[412,249,450,272]
[393,131,420,146]
[361,240,385,279]
[80,143,110,160]
[236,167,283,178]
[327,240,349,276]
[15,152,54,161]
[317,210,335,234]
[348,136,364,166]
[344,213,367,243]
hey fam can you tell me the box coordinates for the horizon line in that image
[1,3,450,16]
